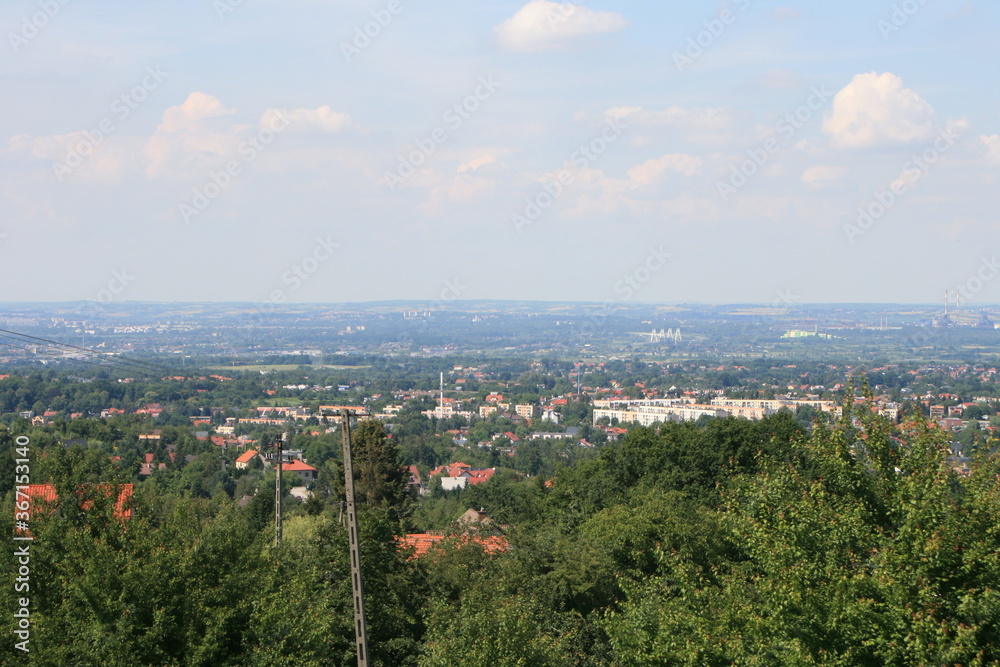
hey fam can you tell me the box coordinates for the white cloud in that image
[420,173,496,215]
[495,1,627,52]
[6,131,140,186]
[458,155,497,173]
[822,72,936,148]
[144,92,239,178]
[980,134,1000,163]
[268,106,351,133]
[159,92,235,132]
[628,154,702,184]
[144,94,351,179]
[600,106,642,124]
[802,164,847,186]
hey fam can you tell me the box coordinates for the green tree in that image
[602,410,1000,665]
[352,420,408,509]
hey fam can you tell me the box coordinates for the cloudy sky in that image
[1,0,997,308]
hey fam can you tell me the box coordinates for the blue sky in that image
[1,1,997,308]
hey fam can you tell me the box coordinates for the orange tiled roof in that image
[398,533,508,559]
[236,449,258,464]
[280,459,317,472]
[20,483,134,524]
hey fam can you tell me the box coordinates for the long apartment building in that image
[709,397,840,416]
[593,399,726,426]
[593,397,838,426]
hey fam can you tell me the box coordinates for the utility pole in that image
[274,431,284,547]
[340,410,370,666]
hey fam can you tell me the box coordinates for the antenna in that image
[440,371,444,419]
[340,410,370,666]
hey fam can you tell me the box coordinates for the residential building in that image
[235,449,259,470]
[515,404,537,420]
[280,459,318,483]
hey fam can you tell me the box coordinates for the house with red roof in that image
[428,462,498,491]
[235,449,259,470]
[406,465,422,492]
[279,459,318,483]
[18,483,134,536]
[398,533,508,559]
[466,468,497,486]
[136,403,163,417]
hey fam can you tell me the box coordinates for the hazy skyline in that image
[2,1,997,308]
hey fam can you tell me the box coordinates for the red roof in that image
[466,468,497,485]
[236,449,258,464]
[398,533,509,559]
[430,462,475,478]
[406,465,421,485]
[20,483,134,525]
[280,459,317,472]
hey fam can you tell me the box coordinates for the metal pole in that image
[341,410,370,666]
[274,432,283,547]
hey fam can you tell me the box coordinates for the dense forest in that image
[3,395,999,664]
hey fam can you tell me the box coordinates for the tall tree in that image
[351,419,408,509]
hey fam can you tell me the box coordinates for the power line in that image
[0,328,178,376]
[0,338,133,372]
